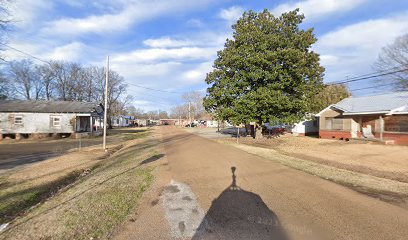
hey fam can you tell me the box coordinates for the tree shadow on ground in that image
[193,167,289,240]
[139,154,165,165]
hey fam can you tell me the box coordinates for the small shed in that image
[0,100,103,140]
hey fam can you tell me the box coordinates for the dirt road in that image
[114,126,408,240]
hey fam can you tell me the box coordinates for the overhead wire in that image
[0,42,51,64]
[328,67,408,85]
[1,42,186,97]
[3,41,406,96]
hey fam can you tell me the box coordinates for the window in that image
[14,116,23,125]
[52,116,61,127]
[325,117,343,130]
[117,119,120,124]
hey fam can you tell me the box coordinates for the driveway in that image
[114,126,408,240]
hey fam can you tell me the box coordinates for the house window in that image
[117,119,120,124]
[325,117,343,130]
[52,116,61,127]
[14,116,23,125]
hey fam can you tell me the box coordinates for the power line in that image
[349,82,395,91]
[0,42,50,64]
[337,66,403,82]
[126,82,183,94]
[0,42,187,95]
[329,68,408,85]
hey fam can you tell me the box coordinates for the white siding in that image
[291,120,319,135]
[0,112,87,134]
[111,117,131,127]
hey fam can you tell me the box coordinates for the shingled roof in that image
[0,100,101,113]
[318,92,408,115]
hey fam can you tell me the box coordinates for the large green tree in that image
[309,84,351,113]
[203,9,324,135]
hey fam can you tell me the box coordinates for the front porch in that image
[320,114,408,145]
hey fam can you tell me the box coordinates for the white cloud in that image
[111,47,217,63]
[46,42,89,62]
[43,0,215,36]
[143,37,195,48]
[186,19,205,28]
[10,0,53,28]
[272,0,367,19]
[111,61,183,79]
[315,12,408,84]
[219,6,244,22]
[319,15,408,50]
[182,61,213,83]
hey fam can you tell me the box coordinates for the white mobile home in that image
[0,100,103,140]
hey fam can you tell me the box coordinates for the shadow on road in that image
[193,167,289,240]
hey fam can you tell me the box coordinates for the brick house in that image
[316,92,408,145]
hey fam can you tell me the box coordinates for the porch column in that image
[359,117,363,134]
[0,133,3,141]
[379,116,384,141]
[90,116,93,133]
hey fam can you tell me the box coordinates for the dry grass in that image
[221,141,408,207]
[0,149,110,223]
[0,129,161,240]
[224,134,408,183]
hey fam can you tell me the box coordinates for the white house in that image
[290,119,319,136]
[0,100,103,140]
[111,115,134,127]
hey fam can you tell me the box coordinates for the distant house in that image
[111,115,134,127]
[0,100,103,140]
[316,92,408,145]
[205,120,219,128]
[160,119,182,125]
[290,119,319,136]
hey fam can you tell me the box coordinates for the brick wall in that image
[319,130,352,140]
[383,132,408,145]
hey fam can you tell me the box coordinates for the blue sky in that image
[4,0,408,111]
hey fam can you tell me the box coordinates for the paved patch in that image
[161,180,205,238]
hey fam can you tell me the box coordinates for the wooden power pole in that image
[103,56,109,150]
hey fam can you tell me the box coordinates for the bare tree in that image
[0,0,11,61]
[158,110,169,119]
[374,33,408,90]
[0,71,11,99]
[145,110,159,120]
[8,59,38,100]
[182,91,205,119]
[36,64,55,100]
[125,106,145,118]
[170,104,189,119]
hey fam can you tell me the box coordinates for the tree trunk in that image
[254,125,263,140]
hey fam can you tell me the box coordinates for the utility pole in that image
[188,102,191,127]
[103,56,109,151]
[237,125,240,144]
